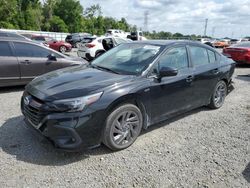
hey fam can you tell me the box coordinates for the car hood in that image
[26,65,133,101]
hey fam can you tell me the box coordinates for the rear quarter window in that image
[207,50,216,63]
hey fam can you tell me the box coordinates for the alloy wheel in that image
[60,46,66,53]
[111,110,140,146]
[214,81,227,107]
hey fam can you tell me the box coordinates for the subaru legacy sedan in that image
[21,40,235,151]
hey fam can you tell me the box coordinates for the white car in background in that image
[77,36,130,60]
[106,29,128,38]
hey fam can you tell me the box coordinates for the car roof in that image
[0,36,29,41]
[131,40,201,46]
[130,40,218,52]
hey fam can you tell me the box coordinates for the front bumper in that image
[21,97,105,151]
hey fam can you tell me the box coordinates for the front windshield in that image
[91,43,162,75]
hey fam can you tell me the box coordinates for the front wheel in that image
[208,80,227,109]
[103,104,143,151]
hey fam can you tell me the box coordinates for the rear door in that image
[0,41,20,86]
[13,42,51,81]
[188,45,221,107]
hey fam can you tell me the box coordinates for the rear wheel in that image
[59,46,67,53]
[95,51,104,58]
[103,104,143,151]
[76,42,81,48]
[208,80,227,109]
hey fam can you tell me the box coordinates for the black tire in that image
[103,104,143,151]
[95,51,104,58]
[208,80,227,109]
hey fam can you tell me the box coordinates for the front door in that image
[149,46,195,123]
[13,42,51,81]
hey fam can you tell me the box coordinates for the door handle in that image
[20,60,31,65]
[186,75,194,83]
[212,68,219,74]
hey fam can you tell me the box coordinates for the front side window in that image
[158,46,188,70]
[14,42,50,58]
[189,46,209,66]
[0,41,13,56]
[91,43,162,75]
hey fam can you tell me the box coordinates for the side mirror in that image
[159,66,178,77]
[47,53,57,61]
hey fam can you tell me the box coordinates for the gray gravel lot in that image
[0,66,249,188]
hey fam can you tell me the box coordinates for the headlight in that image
[52,92,103,112]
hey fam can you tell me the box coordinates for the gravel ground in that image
[0,66,249,188]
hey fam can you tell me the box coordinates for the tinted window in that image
[0,41,13,56]
[159,46,188,70]
[233,42,250,48]
[14,42,50,57]
[189,46,209,66]
[207,50,216,63]
[32,36,45,41]
[0,33,8,37]
[8,33,24,39]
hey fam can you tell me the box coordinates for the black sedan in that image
[21,40,235,151]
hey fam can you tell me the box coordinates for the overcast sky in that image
[80,0,250,38]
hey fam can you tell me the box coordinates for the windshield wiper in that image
[91,65,120,74]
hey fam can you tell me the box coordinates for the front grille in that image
[22,95,46,127]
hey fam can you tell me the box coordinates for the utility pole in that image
[144,11,149,32]
[212,26,215,38]
[204,18,208,37]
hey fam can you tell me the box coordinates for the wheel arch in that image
[95,49,106,57]
[106,93,149,130]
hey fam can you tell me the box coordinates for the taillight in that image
[86,43,95,48]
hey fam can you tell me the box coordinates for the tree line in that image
[0,0,204,39]
[0,0,136,34]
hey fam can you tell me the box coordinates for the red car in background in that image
[223,42,250,65]
[31,35,72,53]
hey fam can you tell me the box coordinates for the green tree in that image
[42,0,58,31]
[54,0,83,33]
[49,16,68,32]
[0,0,18,28]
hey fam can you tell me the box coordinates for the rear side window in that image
[207,50,216,63]
[14,42,50,58]
[189,46,209,66]
[0,41,13,56]
[0,33,8,37]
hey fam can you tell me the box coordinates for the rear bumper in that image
[77,50,94,60]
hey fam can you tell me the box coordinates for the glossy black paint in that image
[21,40,235,151]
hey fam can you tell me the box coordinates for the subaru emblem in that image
[24,96,30,105]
